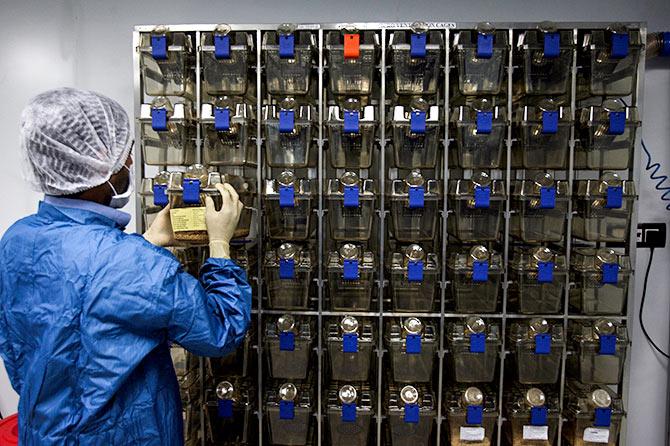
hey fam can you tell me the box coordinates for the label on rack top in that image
[404,403,419,423]
[543,32,560,58]
[151,35,168,60]
[407,260,424,282]
[405,334,422,354]
[279,331,295,351]
[466,405,483,425]
[279,400,295,420]
[279,34,295,58]
[610,33,629,59]
[341,403,357,422]
[214,34,231,59]
[476,33,493,58]
[476,110,493,134]
[410,32,427,58]
[410,110,426,134]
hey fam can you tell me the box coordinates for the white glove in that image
[206,183,243,258]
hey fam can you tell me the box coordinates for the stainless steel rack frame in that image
[133,21,645,446]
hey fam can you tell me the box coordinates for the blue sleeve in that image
[163,257,252,357]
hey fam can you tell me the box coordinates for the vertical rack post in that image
[132,30,145,234]
[376,26,387,446]
[435,25,451,446]
[620,24,646,446]
[495,26,515,446]
[316,26,325,446]
[556,27,580,446]
[255,28,264,446]
[194,30,206,446]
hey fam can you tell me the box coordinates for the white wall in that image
[0,0,78,417]
[1,0,669,443]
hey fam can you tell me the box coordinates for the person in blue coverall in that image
[0,88,252,445]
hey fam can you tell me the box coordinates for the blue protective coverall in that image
[0,200,252,445]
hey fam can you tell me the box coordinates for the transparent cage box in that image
[263,171,315,240]
[390,99,441,170]
[167,167,255,245]
[264,314,315,380]
[388,244,439,312]
[138,27,194,97]
[388,171,442,242]
[504,387,561,446]
[448,171,506,242]
[510,172,570,243]
[204,379,256,445]
[327,100,377,169]
[140,98,197,166]
[444,385,498,446]
[580,25,643,97]
[171,346,200,407]
[575,100,640,170]
[516,24,575,95]
[509,247,568,315]
[201,26,253,96]
[263,100,315,169]
[325,29,379,97]
[569,248,631,316]
[446,317,501,383]
[386,384,436,446]
[513,100,572,169]
[326,244,375,311]
[184,403,201,446]
[201,101,256,166]
[326,384,374,446]
[263,243,313,310]
[206,329,254,379]
[386,317,437,383]
[572,173,636,243]
[389,24,443,96]
[568,319,628,385]
[453,23,509,95]
[509,319,565,385]
[325,172,375,241]
[326,316,375,381]
[262,25,316,96]
[265,383,313,446]
[447,246,503,313]
[173,246,209,278]
[562,382,624,446]
[140,172,170,230]
[450,99,507,169]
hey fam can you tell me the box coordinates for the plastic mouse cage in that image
[133,21,644,446]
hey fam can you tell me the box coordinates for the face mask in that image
[107,165,134,209]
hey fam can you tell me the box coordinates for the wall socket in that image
[637,223,667,248]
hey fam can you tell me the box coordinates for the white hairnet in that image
[20,87,133,196]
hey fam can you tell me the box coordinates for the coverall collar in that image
[42,195,132,229]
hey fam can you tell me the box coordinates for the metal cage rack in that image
[133,21,645,446]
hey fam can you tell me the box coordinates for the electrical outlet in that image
[637,223,667,248]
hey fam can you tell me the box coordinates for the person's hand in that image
[206,183,243,258]
[143,204,177,248]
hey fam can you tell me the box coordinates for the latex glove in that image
[206,183,243,258]
[143,204,177,247]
